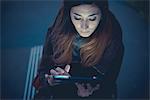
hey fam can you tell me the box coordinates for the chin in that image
[79,33,92,38]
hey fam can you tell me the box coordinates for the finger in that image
[75,82,79,86]
[77,84,83,90]
[96,84,100,88]
[45,74,54,86]
[86,83,92,90]
[47,78,53,86]
[48,79,60,86]
[45,74,53,79]
[81,83,84,87]
[89,90,94,95]
[75,82,80,88]
[64,65,70,73]
[75,83,81,88]
[93,84,100,91]
[45,74,49,78]
[45,74,62,86]
[50,69,59,75]
[85,83,93,95]
[55,67,65,74]
[75,83,85,90]
[76,83,91,97]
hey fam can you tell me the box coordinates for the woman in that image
[33,0,124,99]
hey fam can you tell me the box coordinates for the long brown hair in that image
[50,0,112,67]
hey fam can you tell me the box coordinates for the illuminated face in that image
[70,4,101,37]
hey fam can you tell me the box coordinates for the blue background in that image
[1,0,149,99]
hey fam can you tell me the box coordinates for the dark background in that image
[1,0,149,99]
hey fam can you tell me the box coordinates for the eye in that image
[74,16,81,20]
[89,17,96,21]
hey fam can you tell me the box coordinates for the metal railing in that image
[23,45,43,100]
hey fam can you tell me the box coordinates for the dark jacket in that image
[33,11,124,99]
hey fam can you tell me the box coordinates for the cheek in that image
[89,22,99,29]
[73,21,81,29]
[89,17,100,29]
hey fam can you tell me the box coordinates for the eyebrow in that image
[73,12,99,17]
[73,13,81,16]
[88,13,99,17]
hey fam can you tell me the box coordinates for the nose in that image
[81,20,88,30]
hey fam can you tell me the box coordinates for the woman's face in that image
[70,4,101,37]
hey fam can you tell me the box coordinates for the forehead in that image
[71,4,100,15]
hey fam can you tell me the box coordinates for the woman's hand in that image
[45,64,71,86]
[75,83,100,97]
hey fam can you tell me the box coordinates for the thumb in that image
[64,64,70,73]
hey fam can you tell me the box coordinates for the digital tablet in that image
[48,75,103,83]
